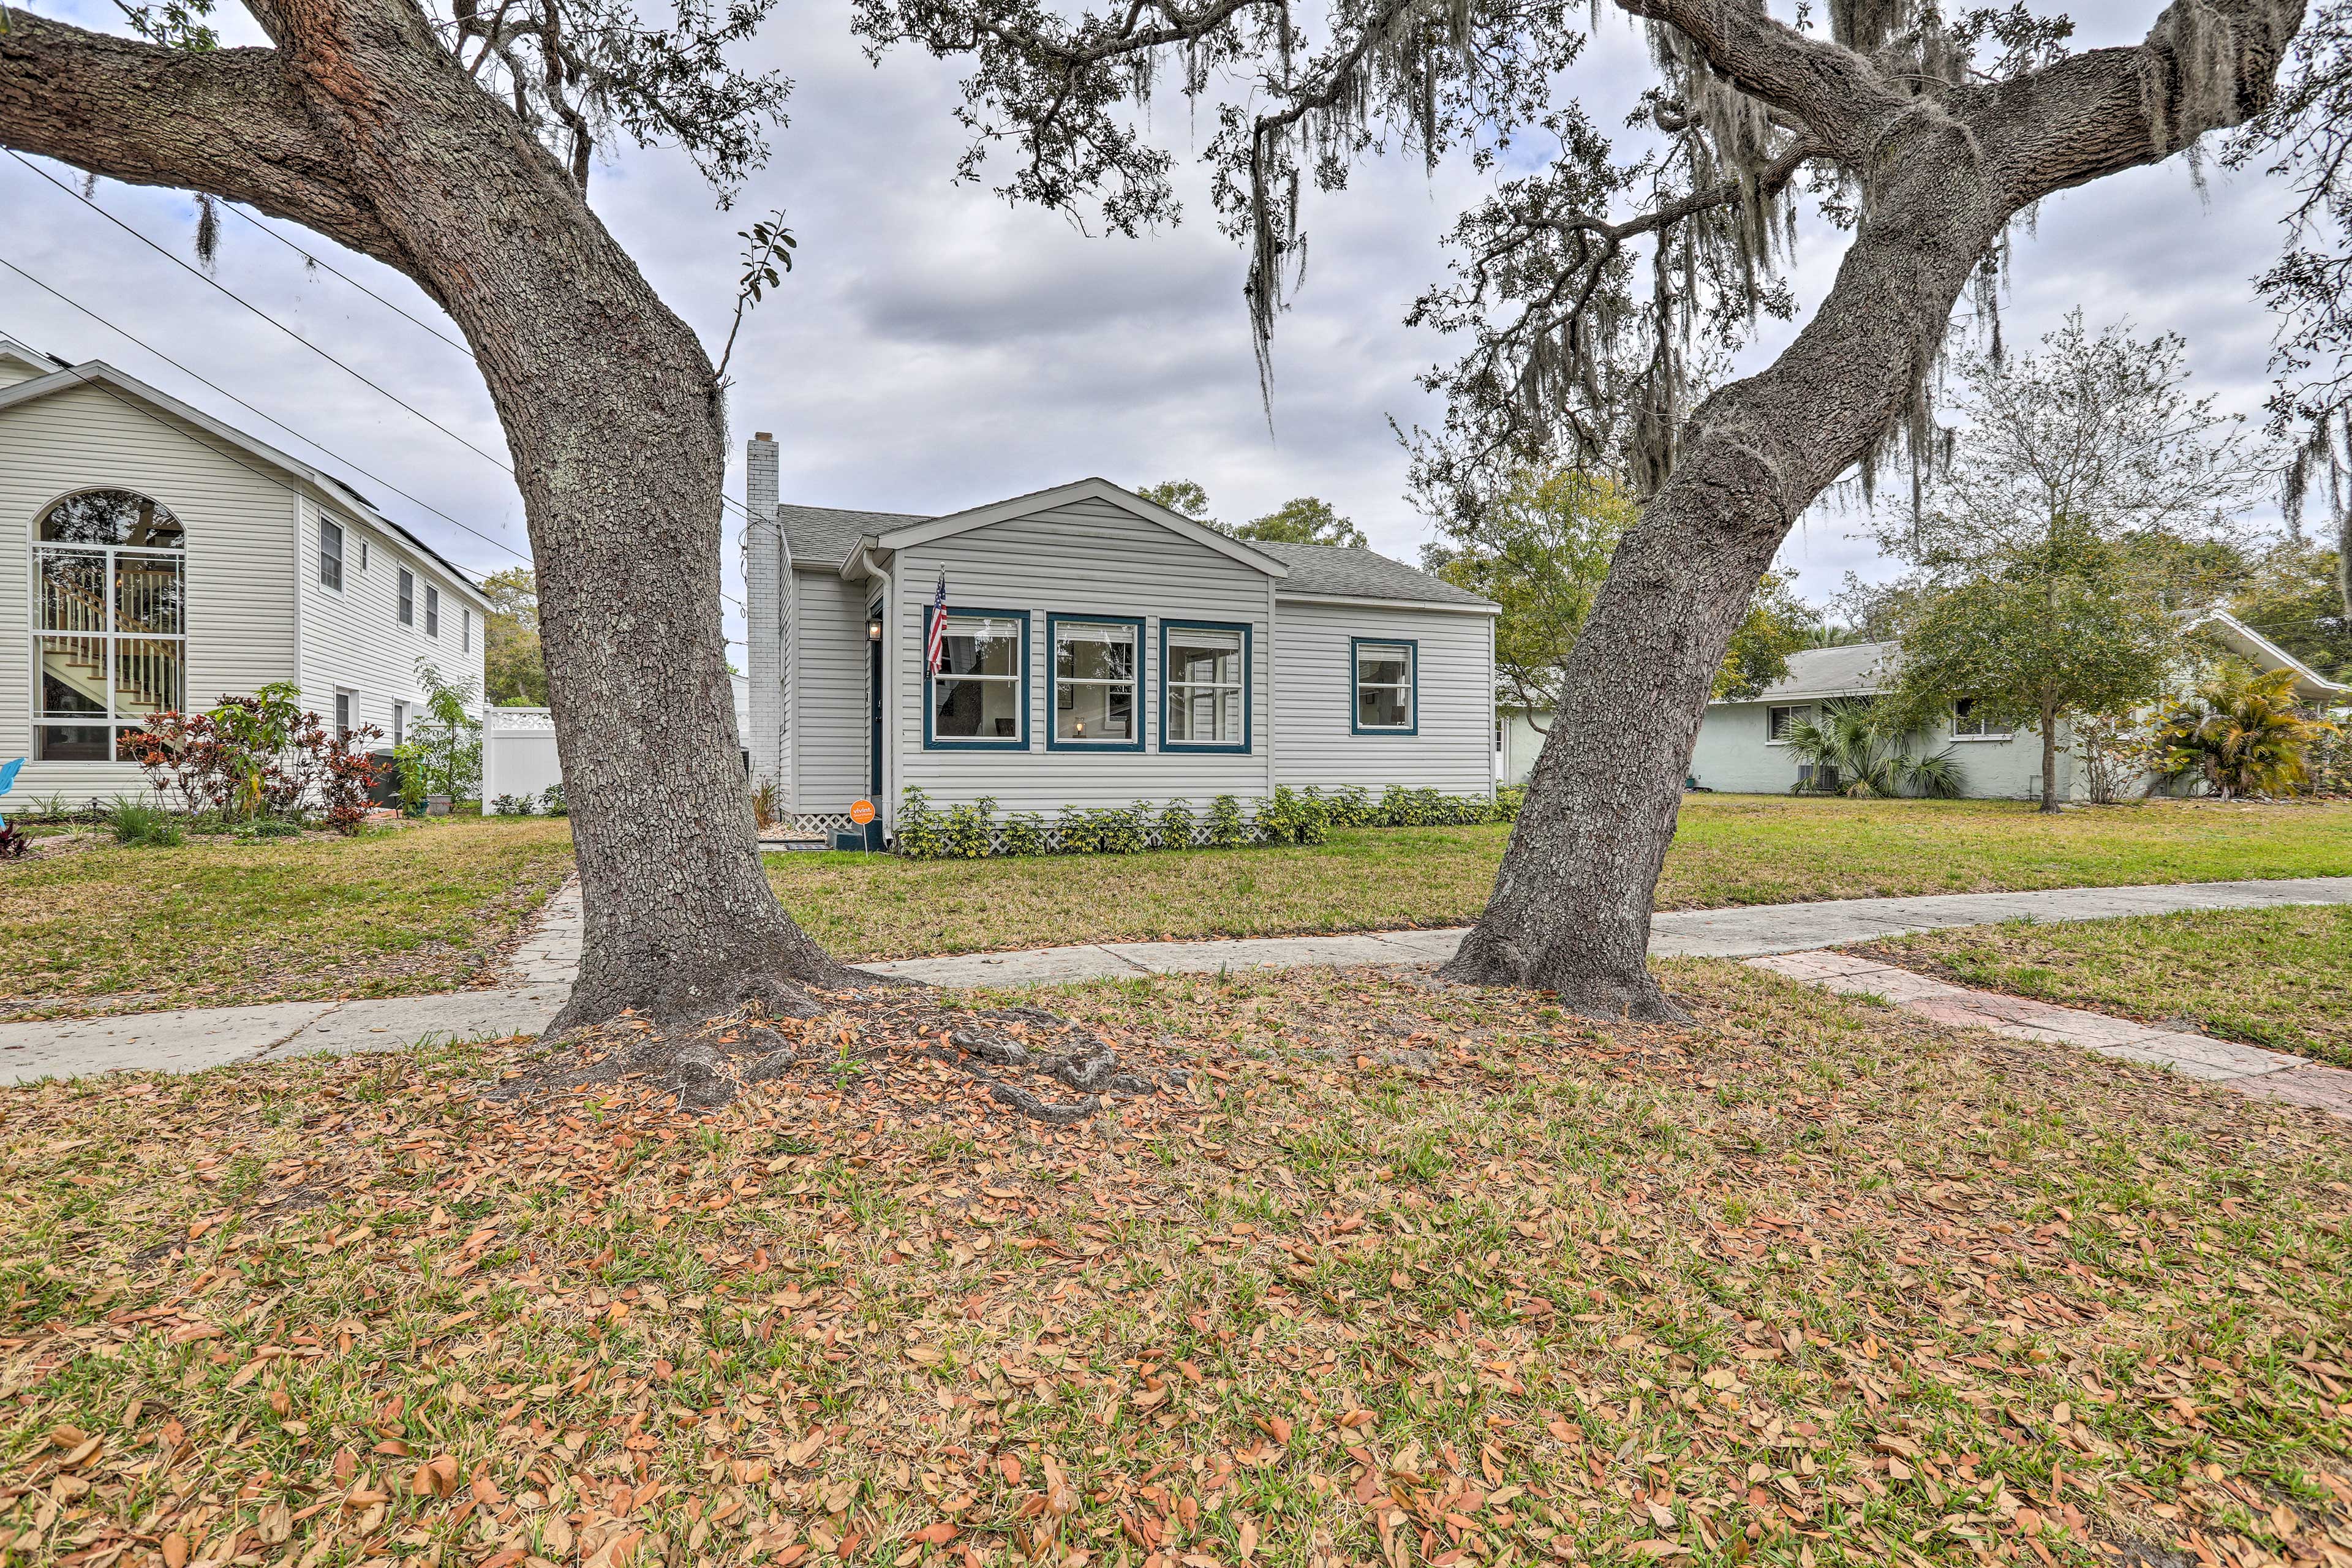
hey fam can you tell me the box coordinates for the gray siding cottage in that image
[1,337,488,801]
[742,439,1499,842]
[1501,620,2347,798]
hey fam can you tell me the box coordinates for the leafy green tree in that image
[2153,662,2342,798]
[1887,524,2179,812]
[2230,540,2352,678]
[409,660,484,802]
[481,567,550,707]
[1427,469,1809,714]
[1136,480,1216,529]
[1234,497,1366,548]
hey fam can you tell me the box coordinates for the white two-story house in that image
[1,336,489,800]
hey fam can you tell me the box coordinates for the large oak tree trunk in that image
[1,0,873,1033]
[1444,0,2303,1012]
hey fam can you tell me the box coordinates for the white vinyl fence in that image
[482,707,564,812]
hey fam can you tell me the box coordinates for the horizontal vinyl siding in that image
[1688,702,2076,799]
[793,568,872,813]
[891,499,1275,812]
[0,383,298,799]
[1272,599,1493,795]
[295,497,488,747]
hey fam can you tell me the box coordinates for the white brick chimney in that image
[744,432,791,800]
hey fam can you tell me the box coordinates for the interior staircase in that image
[36,560,181,718]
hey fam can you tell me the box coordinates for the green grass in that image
[0,815,576,1017]
[2,963,2345,1568]
[766,795,2352,960]
[1871,903,2352,1068]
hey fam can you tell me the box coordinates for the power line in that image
[6,152,771,549]
[211,200,475,359]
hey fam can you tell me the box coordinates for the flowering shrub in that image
[943,797,997,859]
[1155,798,1196,850]
[1002,811,1050,856]
[1091,804,1149,854]
[1254,785,1329,845]
[1314,784,1379,827]
[1205,794,1251,848]
[894,787,946,859]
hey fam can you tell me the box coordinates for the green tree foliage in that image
[2154,662,2342,799]
[1233,497,1366,548]
[1782,701,1966,798]
[481,567,549,707]
[2229,540,2352,679]
[407,660,484,802]
[1136,480,1215,529]
[1426,468,1811,715]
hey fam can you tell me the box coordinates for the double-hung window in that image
[426,584,441,638]
[1950,698,2012,739]
[1051,616,1142,748]
[1766,703,1812,742]
[1162,622,1248,750]
[927,610,1027,747]
[398,568,415,626]
[1351,639,1416,734]
[319,518,345,591]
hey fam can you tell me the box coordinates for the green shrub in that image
[1206,794,1250,848]
[1377,784,1493,826]
[1315,784,1378,827]
[1091,804,1150,854]
[107,797,183,848]
[894,787,946,859]
[491,793,536,816]
[1055,804,1099,854]
[538,784,568,817]
[1155,798,1196,850]
[1254,785,1329,845]
[1002,812,1050,856]
[942,796,997,859]
[1493,784,1525,822]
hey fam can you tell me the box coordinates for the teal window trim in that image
[1349,636,1419,736]
[1047,611,1147,753]
[922,605,1031,752]
[1158,619,1253,754]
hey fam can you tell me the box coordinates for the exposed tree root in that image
[1439,937,1694,1025]
[492,990,1191,1120]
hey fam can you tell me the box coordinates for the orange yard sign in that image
[848,799,876,825]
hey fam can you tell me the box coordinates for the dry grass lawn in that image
[2,962,2346,1568]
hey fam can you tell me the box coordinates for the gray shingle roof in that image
[778,503,930,569]
[1746,640,1901,702]
[1253,541,1494,606]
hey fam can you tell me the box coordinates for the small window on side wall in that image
[928,611,1027,747]
[1951,698,2012,739]
[426,584,440,638]
[1766,703,1812,742]
[1351,639,1415,733]
[398,568,415,626]
[319,518,344,591]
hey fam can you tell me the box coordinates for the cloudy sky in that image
[0,0,2301,657]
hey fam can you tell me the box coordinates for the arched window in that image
[32,489,186,762]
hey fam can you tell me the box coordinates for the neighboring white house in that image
[1502,619,2348,797]
[1,337,490,799]
[740,439,1499,842]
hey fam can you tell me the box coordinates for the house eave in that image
[1274,590,1500,616]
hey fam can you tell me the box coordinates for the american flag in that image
[925,571,948,674]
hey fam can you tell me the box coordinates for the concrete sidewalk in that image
[3,874,2347,1084]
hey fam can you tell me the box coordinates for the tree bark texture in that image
[1445,0,2306,1015]
[1,1,872,1030]
[2040,698,2062,812]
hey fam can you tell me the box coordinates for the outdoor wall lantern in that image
[867,614,883,643]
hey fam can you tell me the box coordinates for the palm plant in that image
[1784,701,1968,799]
[2152,663,2339,801]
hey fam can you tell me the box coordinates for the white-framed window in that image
[1951,698,2013,739]
[927,611,1026,746]
[1163,624,1246,749]
[426,584,441,638]
[1351,639,1416,733]
[1052,617,1140,747]
[356,538,369,571]
[32,490,187,762]
[397,567,415,626]
[1766,703,1814,742]
[391,701,408,748]
[318,516,344,592]
[334,690,354,737]
[461,606,472,652]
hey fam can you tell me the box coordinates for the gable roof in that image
[0,340,490,606]
[1253,541,1496,608]
[772,479,1496,609]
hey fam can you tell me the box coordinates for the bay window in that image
[927,610,1028,748]
[1051,616,1142,748]
[1162,622,1249,750]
